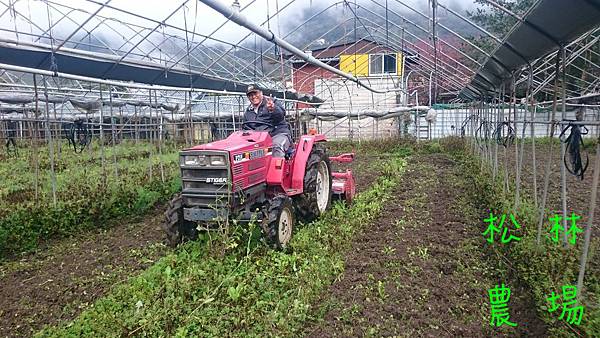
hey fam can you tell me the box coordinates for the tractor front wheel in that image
[296,144,332,221]
[163,194,198,247]
[264,195,294,250]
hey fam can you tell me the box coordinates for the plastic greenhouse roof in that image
[460,0,600,100]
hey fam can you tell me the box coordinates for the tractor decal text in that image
[233,149,266,163]
[206,177,227,184]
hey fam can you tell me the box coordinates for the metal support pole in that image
[431,0,438,106]
[154,90,165,183]
[576,140,600,298]
[522,65,538,209]
[537,51,562,244]
[42,76,57,206]
[31,75,40,203]
[512,75,521,210]
[487,101,492,166]
[502,85,509,195]
[531,102,539,209]
[98,86,107,186]
[189,91,194,144]
[559,46,569,246]
[213,95,217,141]
[109,86,118,179]
[493,92,499,179]
[134,106,139,144]
[147,89,154,180]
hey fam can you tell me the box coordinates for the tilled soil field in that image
[304,152,548,337]
[4,141,579,337]
[0,210,168,338]
[0,146,381,338]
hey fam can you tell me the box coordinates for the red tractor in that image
[164,123,356,249]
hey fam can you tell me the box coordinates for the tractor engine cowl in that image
[179,150,230,222]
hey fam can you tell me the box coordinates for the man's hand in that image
[266,96,275,111]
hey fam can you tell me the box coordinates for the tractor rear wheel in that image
[264,195,294,250]
[296,144,332,221]
[163,194,198,247]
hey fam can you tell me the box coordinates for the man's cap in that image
[246,84,261,95]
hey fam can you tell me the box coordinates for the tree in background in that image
[466,0,599,100]
[466,0,535,55]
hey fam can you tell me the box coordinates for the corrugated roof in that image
[461,0,600,100]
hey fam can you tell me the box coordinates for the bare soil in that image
[0,209,167,338]
[305,153,548,337]
[496,141,598,218]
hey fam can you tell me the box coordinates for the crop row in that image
[447,138,599,337]
[0,141,181,258]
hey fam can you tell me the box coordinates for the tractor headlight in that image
[210,155,226,166]
[182,155,206,166]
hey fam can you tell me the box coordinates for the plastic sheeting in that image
[461,0,600,99]
[0,95,182,111]
[301,106,431,121]
[69,98,102,111]
[0,94,70,105]
[0,105,433,123]
[0,94,33,105]
[0,43,324,104]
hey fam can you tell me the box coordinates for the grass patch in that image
[0,142,180,258]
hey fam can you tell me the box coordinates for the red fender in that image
[330,153,355,163]
[290,134,326,193]
[266,134,326,195]
[290,134,326,195]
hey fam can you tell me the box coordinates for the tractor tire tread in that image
[163,194,183,247]
[163,194,198,247]
[265,195,294,250]
[296,144,331,221]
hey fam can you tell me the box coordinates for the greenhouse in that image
[0,0,599,336]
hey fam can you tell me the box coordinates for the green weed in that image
[37,147,409,337]
[0,141,180,258]
[450,138,600,337]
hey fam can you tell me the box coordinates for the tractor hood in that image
[188,130,272,153]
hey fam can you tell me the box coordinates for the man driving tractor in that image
[164,84,356,249]
[243,84,291,158]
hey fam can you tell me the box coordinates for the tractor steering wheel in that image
[242,120,273,131]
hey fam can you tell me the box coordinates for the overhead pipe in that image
[197,0,400,95]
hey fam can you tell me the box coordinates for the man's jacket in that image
[243,97,291,136]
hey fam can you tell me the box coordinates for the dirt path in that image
[305,153,548,337]
[0,210,167,338]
